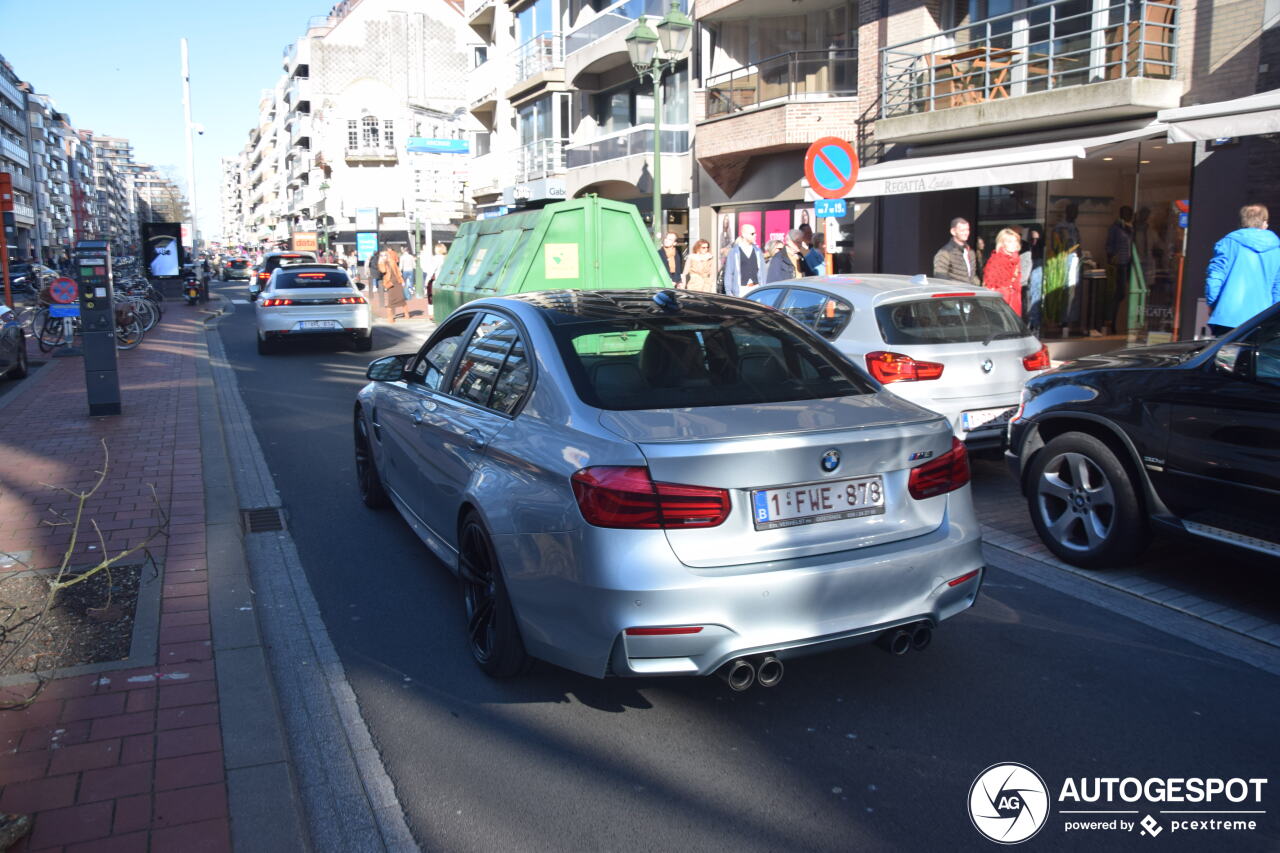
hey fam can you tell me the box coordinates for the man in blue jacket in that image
[720,224,766,296]
[1205,203,1280,335]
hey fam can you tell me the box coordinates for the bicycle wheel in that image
[36,310,63,353]
[115,320,144,350]
[133,298,159,332]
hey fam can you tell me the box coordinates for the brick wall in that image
[696,100,861,160]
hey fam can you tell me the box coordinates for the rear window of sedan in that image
[229,259,250,269]
[274,270,351,288]
[550,314,876,410]
[875,296,1029,345]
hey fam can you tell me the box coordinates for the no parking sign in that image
[49,277,79,304]
[804,137,859,200]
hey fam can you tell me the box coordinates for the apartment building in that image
[134,164,189,225]
[0,55,36,260]
[220,156,246,246]
[91,134,143,253]
[232,0,477,255]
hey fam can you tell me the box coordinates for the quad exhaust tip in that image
[878,622,933,656]
[719,658,755,692]
[755,655,784,688]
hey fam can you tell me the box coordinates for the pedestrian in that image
[983,228,1023,315]
[425,243,447,309]
[763,239,782,262]
[379,245,407,322]
[932,217,980,285]
[1021,227,1045,334]
[681,239,716,292]
[765,229,806,284]
[399,245,416,302]
[368,249,384,309]
[720,224,766,296]
[1204,203,1280,336]
[1104,206,1135,333]
[657,232,683,286]
[804,232,828,276]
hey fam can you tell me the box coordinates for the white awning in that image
[830,124,1167,200]
[1157,89,1280,142]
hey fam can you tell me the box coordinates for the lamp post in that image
[626,1,692,245]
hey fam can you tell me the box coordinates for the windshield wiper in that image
[982,331,1023,346]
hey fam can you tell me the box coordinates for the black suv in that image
[1007,303,1280,568]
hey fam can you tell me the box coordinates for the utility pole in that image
[180,39,200,255]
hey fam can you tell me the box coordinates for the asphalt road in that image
[214,280,1280,852]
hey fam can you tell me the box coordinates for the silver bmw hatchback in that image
[354,289,984,687]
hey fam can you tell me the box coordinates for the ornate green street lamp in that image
[626,1,692,244]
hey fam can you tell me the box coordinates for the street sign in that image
[49,304,80,318]
[49,277,79,304]
[407,137,470,154]
[356,232,378,263]
[815,198,847,218]
[804,137,859,200]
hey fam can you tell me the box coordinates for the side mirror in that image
[1213,343,1253,378]
[366,353,413,382]
[355,280,366,291]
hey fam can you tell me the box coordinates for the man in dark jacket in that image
[1205,203,1280,335]
[765,229,806,283]
[932,217,980,285]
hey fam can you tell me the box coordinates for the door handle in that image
[464,429,488,450]
[412,411,425,425]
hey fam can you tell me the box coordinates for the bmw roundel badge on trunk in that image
[821,449,841,473]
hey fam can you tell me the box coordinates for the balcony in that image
[468,59,507,126]
[705,49,857,119]
[509,33,565,99]
[565,124,691,197]
[0,103,23,133]
[1,136,29,167]
[0,75,23,109]
[565,0,684,86]
[468,152,505,198]
[516,138,567,184]
[12,201,34,224]
[467,0,496,40]
[877,0,1180,143]
[9,171,32,193]
[345,145,398,164]
[285,76,311,112]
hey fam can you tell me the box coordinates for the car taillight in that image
[571,466,730,529]
[865,350,945,384]
[257,271,269,280]
[338,296,366,304]
[259,298,293,307]
[908,437,970,500]
[1022,344,1050,371]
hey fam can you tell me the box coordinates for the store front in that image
[854,124,1192,344]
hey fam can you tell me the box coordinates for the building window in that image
[383,120,395,149]
[362,116,380,148]
[347,120,358,149]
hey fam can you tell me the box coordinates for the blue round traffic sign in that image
[804,137,860,200]
[49,278,79,305]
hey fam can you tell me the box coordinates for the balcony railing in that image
[1,136,29,166]
[516,138,568,183]
[705,49,858,119]
[513,33,565,81]
[566,0,685,56]
[881,0,1176,118]
[566,124,690,168]
[345,145,398,163]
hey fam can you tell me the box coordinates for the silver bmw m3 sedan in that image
[353,289,984,688]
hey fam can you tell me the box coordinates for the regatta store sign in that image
[848,159,1075,199]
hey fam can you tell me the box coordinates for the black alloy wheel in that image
[353,415,389,509]
[1027,431,1149,569]
[458,513,531,678]
[6,332,28,380]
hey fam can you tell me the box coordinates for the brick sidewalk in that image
[0,306,231,852]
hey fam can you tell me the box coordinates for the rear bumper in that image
[493,493,985,679]
[258,307,370,336]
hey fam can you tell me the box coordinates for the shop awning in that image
[834,124,1168,200]
[1157,89,1280,142]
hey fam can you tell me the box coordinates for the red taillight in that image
[570,466,730,529]
[865,350,945,384]
[257,271,269,280]
[908,437,970,500]
[259,298,293,307]
[930,292,975,298]
[947,569,981,587]
[624,626,705,636]
[338,296,366,304]
[297,272,328,278]
[1022,344,1050,372]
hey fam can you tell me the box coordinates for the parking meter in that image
[75,240,121,415]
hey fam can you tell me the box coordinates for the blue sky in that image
[2,0,322,240]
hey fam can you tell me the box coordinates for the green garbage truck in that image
[432,196,670,317]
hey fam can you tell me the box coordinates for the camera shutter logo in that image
[969,763,1050,844]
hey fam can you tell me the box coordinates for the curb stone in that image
[204,299,417,852]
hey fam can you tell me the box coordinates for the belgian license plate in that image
[961,406,1016,432]
[751,475,885,531]
[299,320,339,330]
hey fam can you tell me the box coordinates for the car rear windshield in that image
[549,313,876,411]
[229,259,249,268]
[275,270,349,288]
[265,253,316,271]
[875,296,1029,345]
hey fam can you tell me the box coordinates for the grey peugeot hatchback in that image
[354,290,985,686]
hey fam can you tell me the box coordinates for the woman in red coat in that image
[983,227,1023,316]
